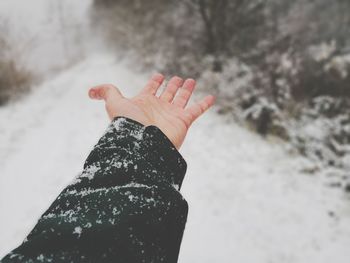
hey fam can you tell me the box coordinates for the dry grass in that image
[0,22,33,106]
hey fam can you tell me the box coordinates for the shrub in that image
[0,23,33,105]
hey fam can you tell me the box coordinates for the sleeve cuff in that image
[112,116,187,190]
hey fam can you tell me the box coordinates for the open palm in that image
[88,74,215,150]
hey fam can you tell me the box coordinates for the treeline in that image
[92,0,268,75]
[93,0,350,185]
[92,0,350,96]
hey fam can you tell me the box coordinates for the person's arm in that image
[1,73,215,263]
[2,116,188,263]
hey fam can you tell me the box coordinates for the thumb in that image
[88,84,123,102]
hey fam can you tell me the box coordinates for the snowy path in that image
[0,55,349,262]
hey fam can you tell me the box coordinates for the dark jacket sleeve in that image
[1,116,188,263]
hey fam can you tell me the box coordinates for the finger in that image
[185,95,216,124]
[172,78,196,108]
[159,76,183,102]
[139,73,165,95]
[88,84,123,102]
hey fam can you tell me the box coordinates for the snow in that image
[0,54,349,262]
[73,226,82,238]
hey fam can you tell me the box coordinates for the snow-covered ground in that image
[0,54,349,262]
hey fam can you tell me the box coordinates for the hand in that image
[88,73,215,150]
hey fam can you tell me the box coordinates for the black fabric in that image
[1,116,188,263]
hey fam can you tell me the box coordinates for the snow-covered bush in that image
[209,48,350,190]
[283,96,350,191]
[199,44,350,187]
[296,42,350,99]
[288,97,350,166]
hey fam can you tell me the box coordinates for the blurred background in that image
[0,0,349,262]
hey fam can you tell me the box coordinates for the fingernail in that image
[174,76,184,85]
[185,78,196,89]
[152,73,165,83]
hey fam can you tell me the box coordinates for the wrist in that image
[77,116,187,191]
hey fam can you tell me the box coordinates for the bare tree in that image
[180,0,266,71]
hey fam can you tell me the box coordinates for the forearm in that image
[1,116,188,263]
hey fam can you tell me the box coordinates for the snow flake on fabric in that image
[73,226,82,238]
